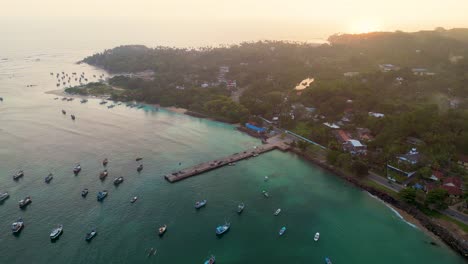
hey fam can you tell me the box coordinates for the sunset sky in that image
[2,0,468,49]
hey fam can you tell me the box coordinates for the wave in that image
[366,192,418,229]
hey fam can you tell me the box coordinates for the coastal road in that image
[368,171,404,192]
[442,208,468,225]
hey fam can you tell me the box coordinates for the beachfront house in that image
[427,177,463,198]
[412,68,436,76]
[357,128,373,141]
[343,139,367,155]
[430,170,444,181]
[333,130,351,144]
[379,64,400,72]
[398,148,421,165]
[368,112,385,118]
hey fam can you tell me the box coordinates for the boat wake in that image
[366,192,418,229]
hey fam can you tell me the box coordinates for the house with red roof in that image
[427,176,463,198]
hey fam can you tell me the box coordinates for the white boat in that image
[130,196,138,203]
[274,208,281,216]
[262,190,269,198]
[50,225,63,240]
[264,176,269,182]
[11,218,24,233]
[314,232,320,241]
[0,192,9,201]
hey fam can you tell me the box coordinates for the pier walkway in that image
[165,140,290,183]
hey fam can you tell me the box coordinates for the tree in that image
[399,187,417,204]
[351,160,368,177]
[297,141,309,152]
[426,188,449,210]
[326,150,340,165]
[418,167,432,179]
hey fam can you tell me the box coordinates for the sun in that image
[349,20,381,34]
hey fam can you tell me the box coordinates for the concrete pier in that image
[164,142,290,183]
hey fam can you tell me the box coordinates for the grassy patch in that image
[361,178,399,198]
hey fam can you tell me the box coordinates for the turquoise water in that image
[0,50,465,263]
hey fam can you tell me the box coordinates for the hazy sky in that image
[2,0,468,51]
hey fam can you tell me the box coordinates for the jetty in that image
[164,141,290,183]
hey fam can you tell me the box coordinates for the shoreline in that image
[287,147,468,258]
[46,87,467,258]
[45,89,188,115]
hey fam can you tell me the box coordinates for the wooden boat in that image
[158,225,167,236]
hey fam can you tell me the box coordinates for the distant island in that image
[80,28,468,256]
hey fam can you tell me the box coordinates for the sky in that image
[1,0,468,50]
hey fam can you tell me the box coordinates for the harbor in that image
[165,138,291,183]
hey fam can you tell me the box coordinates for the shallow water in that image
[0,50,465,264]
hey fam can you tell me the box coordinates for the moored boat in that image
[274,208,281,216]
[137,164,143,172]
[62,109,66,114]
[325,257,332,264]
[19,196,32,209]
[113,177,124,185]
[264,176,269,181]
[215,222,230,235]
[13,170,24,180]
[71,114,75,120]
[81,188,89,197]
[279,226,286,236]
[99,100,108,105]
[11,218,24,234]
[158,225,167,236]
[107,104,115,109]
[195,200,207,209]
[85,229,97,241]
[314,232,320,241]
[262,190,269,198]
[97,190,108,201]
[237,203,245,214]
[130,196,138,203]
[204,255,216,264]
[45,173,53,183]
[0,192,9,202]
[50,225,63,240]
[99,169,108,180]
[73,164,81,175]
[80,99,88,103]
[102,158,108,166]
[135,157,143,161]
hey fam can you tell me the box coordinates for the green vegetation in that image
[426,188,449,210]
[399,187,417,204]
[65,82,119,96]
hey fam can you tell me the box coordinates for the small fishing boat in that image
[0,192,9,202]
[262,190,269,198]
[102,158,108,166]
[195,200,207,209]
[73,164,81,175]
[137,164,143,172]
[204,255,216,264]
[13,170,24,180]
[50,225,63,240]
[71,114,76,120]
[274,208,281,216]
[11,218,24,234]
[314,232,320,241]
[85,229,97,241]
[45,173,53,183]
[325,257,332,264]
[107,104,115,109]
[135,157,143,161]
[80,99,88,103]
[113,177,124,185]
[99,169,108,180]
[158,225,167,236]
[215,222,230,235]
[130,196,138,203]
[264,176,269,181]
[252,153,259,157]
[97,190,108,201]
[99,100,108,105]
[19,196,32,209]
[228,162,236,166]
[237,203,245,214]
[62,109,66,114]
[81,188,89,197]
[279,226,286,236]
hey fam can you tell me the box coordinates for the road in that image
[368,171,404,192]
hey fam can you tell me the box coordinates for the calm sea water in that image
[0,49,465,264]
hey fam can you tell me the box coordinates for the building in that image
[343,140,367,155]
[427,177,463,198]
[430,170,444,181]
[368,112,385,118]
[458,155,468,171]
[245,123,266,133]
[333,130,351,144]
[323,122,340,129]
[357,128,373,141]
[398,148,421,165]
[226,80,237,89]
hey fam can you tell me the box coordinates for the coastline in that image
[287,147,468,258]
[46,87,467,258]
[45,89,188,115]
